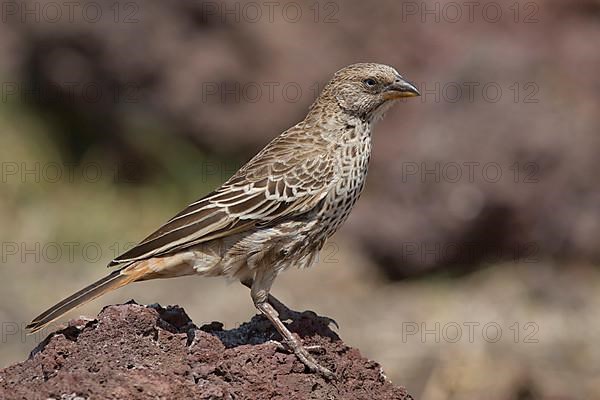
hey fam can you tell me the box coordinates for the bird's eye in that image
[363,78,377,87]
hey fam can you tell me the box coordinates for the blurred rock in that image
[0,302,412,400]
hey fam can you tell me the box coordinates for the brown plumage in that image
[27,63,420,377]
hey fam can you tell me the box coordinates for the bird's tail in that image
[27,263,144,333]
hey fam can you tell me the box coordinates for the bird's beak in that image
[384,77,421,99]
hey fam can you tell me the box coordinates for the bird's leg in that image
[241,279,338,329]
[241,279,296,321]
[248,272,334,378]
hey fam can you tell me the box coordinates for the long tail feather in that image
[27,265,141,333]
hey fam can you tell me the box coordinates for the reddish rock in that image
[0,302,412,400]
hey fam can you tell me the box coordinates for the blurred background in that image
[1,0,600,398]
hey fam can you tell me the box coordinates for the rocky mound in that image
[0,302,412,400]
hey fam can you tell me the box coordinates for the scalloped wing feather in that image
[109,129,337,266]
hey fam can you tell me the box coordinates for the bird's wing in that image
[109,130,337,266]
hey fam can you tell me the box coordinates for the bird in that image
[27,63,420,377]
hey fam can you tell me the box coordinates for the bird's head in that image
[313,63,420,122]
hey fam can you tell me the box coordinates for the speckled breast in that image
[317,128,372,240]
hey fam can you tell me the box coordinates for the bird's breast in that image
[316,129,373,239]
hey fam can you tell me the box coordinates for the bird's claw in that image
[267,339,287,352]
[304,344,325,353]
[268,337,334,379]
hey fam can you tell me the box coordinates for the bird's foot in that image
[268,340,323,354]
[270,335,333,379]
[304,344,325,353]
[285,335,334,378]
[256,296,335,379]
